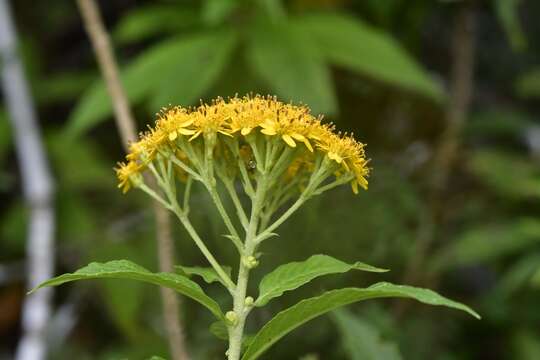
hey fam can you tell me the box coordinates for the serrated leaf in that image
[246,20,337,115]
[66,32,235,138]
[256,254,387,306]
[294,13,444,101]
[332,308,402,360]
[175,265,232,286]
[31,260,224,320]
[242,283,479,360]
[113,5,198,44]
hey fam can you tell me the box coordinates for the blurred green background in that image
[2,0,540,359]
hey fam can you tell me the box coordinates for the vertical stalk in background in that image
[400,2,476,297]
[75,0,190,358]
[0,1,55,360]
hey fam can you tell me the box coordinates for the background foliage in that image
[2,0,540,359]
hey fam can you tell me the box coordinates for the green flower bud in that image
[242,255,259,269]
[244,296,254,307]
[225,311,238,326]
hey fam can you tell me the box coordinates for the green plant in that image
[33,95,478,360]
[67,0,444,138]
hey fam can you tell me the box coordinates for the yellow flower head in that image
[116,94,369,194]
[155,106,196,142]
[258,103,316,151]
[116,161,142,193]
[315,131,370,192]
[227,96,272,135]
[188,99,234,141]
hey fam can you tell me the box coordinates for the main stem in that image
[227,178,267,360]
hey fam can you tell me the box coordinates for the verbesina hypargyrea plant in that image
[34,95,479,360]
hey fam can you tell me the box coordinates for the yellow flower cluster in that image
[116,95,369,193]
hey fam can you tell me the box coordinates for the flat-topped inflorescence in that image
[116,95,369,195]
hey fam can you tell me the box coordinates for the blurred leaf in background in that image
[66,0,443,138]
[332,308,402,360]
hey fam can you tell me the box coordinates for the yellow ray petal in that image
[261,128,277,136]
[351,180,359,194]
[168,131,178,141]
[178,128,197,135]
[241,127,253,136]
[188,130,202,142]
[302,138,313,152]
[282,134,297,148]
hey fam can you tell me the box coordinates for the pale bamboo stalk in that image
[75,0,190,358]
[0,1,55,360]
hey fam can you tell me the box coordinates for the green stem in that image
[168,153,202,182]
[152,158,235,291]
[255,195,306,244]
[183,176,193,214]
[170,202,236,292]
[255,158,332,244]
[207,184,244,254]
[227,177,268,360]
[224,179,249,230]
[138,183,172,210]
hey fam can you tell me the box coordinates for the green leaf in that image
[148,30,237,111]
[531,266,540,287]
[175,265,232,286]
[467,150,540,199]
[294,13,444,101]
[31,260,224,320]
[511,330,540,359]
[34,71,94,104]
[210,321,229,340]
[256,254,388,306]
[246,20,337,115]
[498,253,540,296]
[66,31,236,138]
[466,108,533,138]
[0,108,12,166]
[516,67,540,98]
[242,283,479,360]
[113,5,198,44]
[202,0,238,25]
[431,218,540,271]
[332,308,402,360]
[495,0,526,51]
